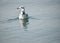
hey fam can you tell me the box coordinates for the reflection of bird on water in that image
[19,19,29,31]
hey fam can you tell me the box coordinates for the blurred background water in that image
[0,0,60,43]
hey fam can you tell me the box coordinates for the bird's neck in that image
[21,11,25,15]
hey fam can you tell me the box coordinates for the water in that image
[0,0,60,43]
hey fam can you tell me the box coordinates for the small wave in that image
[0,16,40,24]
[0,21,5,24]
[29,16,40,20]
[0,17,19,24]
[8,17,19,21]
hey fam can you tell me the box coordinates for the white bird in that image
[17,6,28,19]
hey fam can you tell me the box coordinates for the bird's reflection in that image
[19,19,29,31]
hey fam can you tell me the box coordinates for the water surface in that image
[0,0,60,43]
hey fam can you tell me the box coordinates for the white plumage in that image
[17,6,28,19]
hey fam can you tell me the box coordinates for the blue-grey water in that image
[0,0,60,43]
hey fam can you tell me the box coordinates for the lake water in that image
[0,0,60,43]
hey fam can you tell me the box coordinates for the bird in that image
[17,5,28,20]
